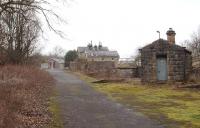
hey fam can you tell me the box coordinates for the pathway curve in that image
[48,69,165,128]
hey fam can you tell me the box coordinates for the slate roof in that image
[77,46,109,53]
[141,39,191,53]
[86,51,119,57]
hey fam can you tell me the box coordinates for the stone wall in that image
[70,60,118,79]
[86,61,118,79]
[117,67,141,78]
[70,60,142,79]
[69,60,87,72]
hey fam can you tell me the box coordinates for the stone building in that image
[77,43,119,62]
[140,28,192,83]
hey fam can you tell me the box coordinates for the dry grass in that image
[0,65,54,128]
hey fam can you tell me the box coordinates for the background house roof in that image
[86,51,119,58]
[77,46,109,53]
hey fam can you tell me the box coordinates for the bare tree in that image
[0,0,66,64]
[0,2,40,64]
[49,46,65,58]
[0,0,66,34]
[184,27,200,57]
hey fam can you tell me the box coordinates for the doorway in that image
[157,55,167,81]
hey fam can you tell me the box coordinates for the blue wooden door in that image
[157,57,167,81]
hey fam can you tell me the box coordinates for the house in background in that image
[48,58,64,69]
[77,43,119,62]
[69,43,120,79]
[140,28,192,83]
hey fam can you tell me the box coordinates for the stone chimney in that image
[166,28,176,44]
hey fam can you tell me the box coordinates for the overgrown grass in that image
[0,65,55,128]
[77,73,200,128]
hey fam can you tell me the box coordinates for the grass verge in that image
[48,90,63,128]
[76,72,200,128]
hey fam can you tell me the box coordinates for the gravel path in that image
[48,69,165,128]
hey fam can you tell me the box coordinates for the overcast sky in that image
[41,0,200,58]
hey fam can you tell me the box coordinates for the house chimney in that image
[166,28,176,44]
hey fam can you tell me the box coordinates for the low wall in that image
[70,60,118,79]
[70,60,141,79]
[117,67,141,78]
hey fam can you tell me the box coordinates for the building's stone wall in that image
[141,39,192,83]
